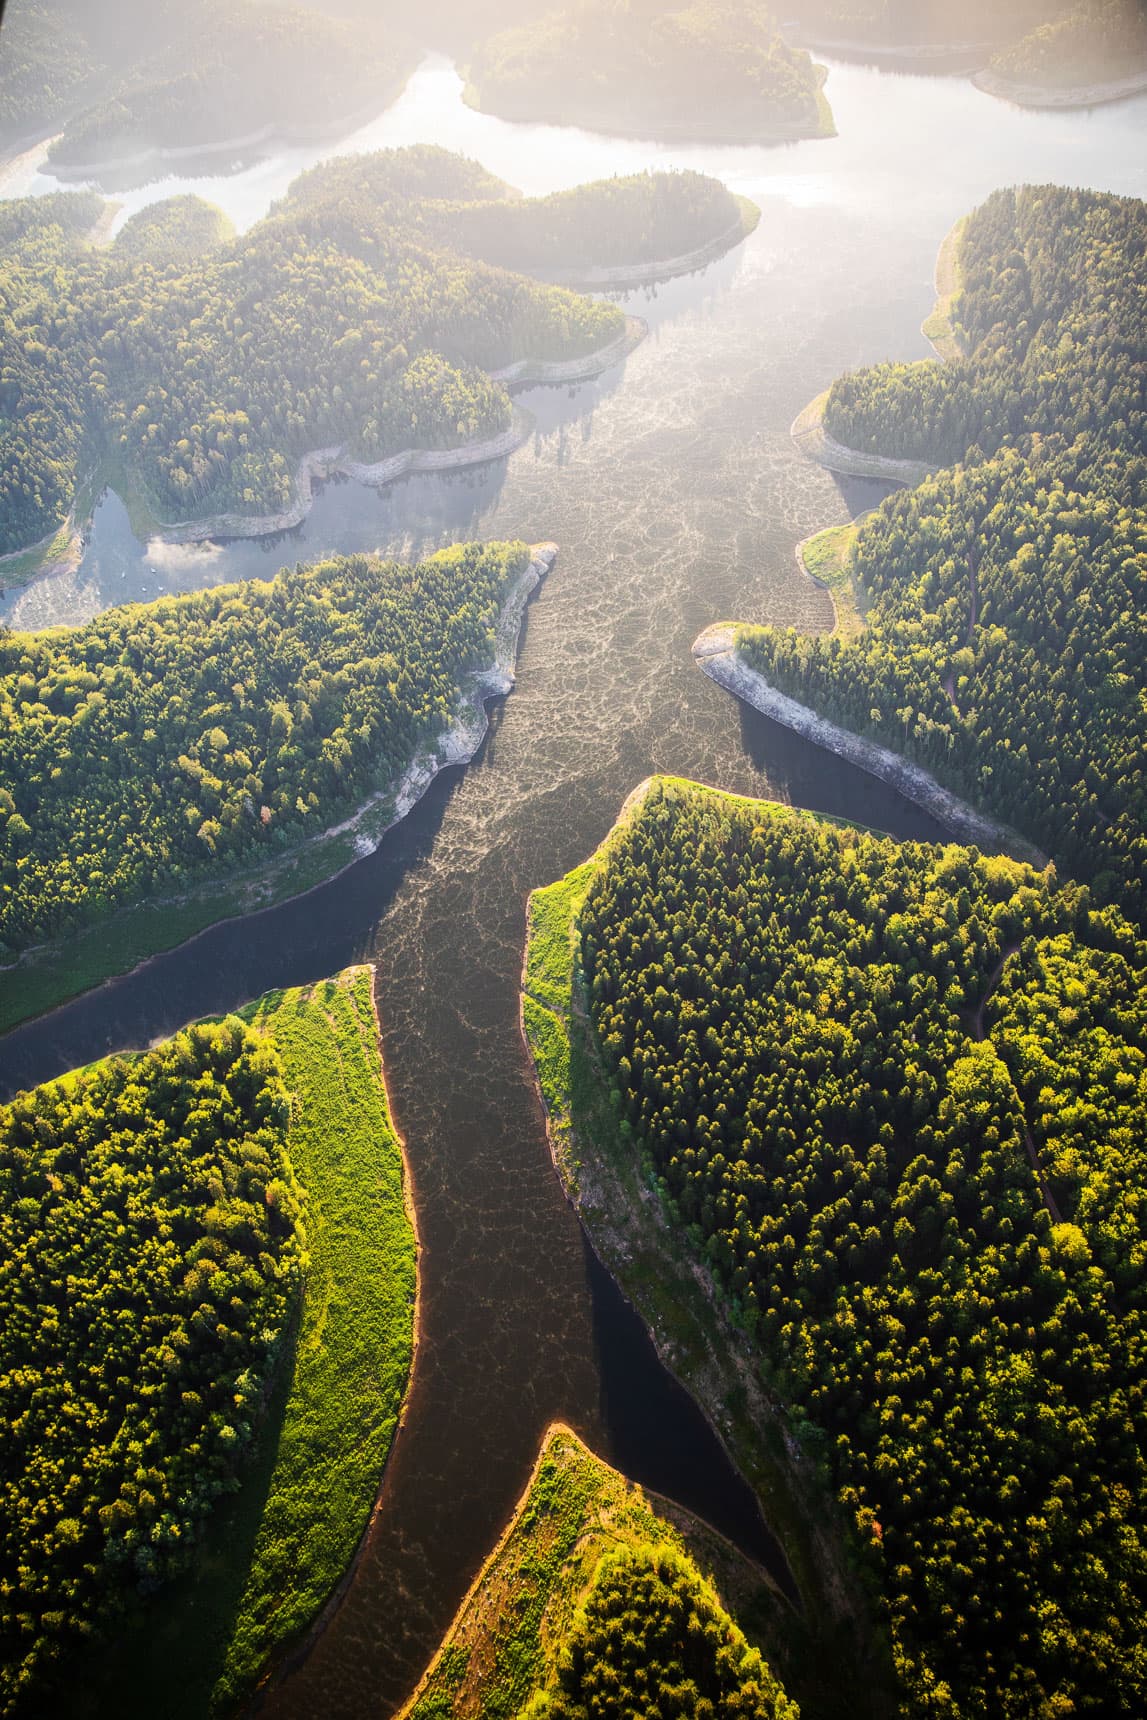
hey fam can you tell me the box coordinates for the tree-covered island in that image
[463,0,834,141]
[750,185,1146,923]
[0,541,551,1029]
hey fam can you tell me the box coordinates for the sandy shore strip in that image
[922,216,968,363]
[159,411,530,546]
[693,622,1045,864]
[971,64,1147,108]
[790,389,937,486]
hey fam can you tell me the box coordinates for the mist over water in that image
[1,56,1145,1719]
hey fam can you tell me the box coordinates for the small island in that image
[784,0,1147,107]
[0,965,416,1718]
[401,1423,797,1720]
[973,0,1147,106]
[463,0,835,142]
[522,774,1147,1717]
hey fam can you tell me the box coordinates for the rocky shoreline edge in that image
[692,623,1045,865]
[538,199,760,291]
[119,319,646,550]
[790,389,937,485]
[792,222,965,485]
[971,64,1147,108]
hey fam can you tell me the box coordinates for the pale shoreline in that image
[790,389,937,485]
[166,320,644,546]
[971,64,1147,108]
[535,200,759,291]
[3,319,644,589]
[692,623,1045,865]
[252,958,425,1709]
[0,544,558,1033]
[792,221,964,484]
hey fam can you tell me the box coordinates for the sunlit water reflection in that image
[1,54,1144,1720]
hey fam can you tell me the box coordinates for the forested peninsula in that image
[464,0,834,141]
[523,776,1147,1718]
[0,154,625,560]
[750,185,1146,923]
[403,1425,796,1720]
[0,0,412,182]
[787,0,1147,104]
[1,966,416,1719]
[0,151,760,568]
[0,541,552,1030]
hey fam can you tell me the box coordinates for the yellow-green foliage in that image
[465,0,830,139]
[0,1017,305,1715]
[988,0,1147,85]
[567,777,1147,1715]
[532,1543,798,1720]
[114,196,235,264]
[523,860,597,1174]
[51,967,415,1718]
[0,541,528,958]
[405,1426,794,1720]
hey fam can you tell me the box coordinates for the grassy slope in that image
[797,523,863,636]
[66,966,416,1717]
[0,790,396,1037]
[920,215,967,362]
[520,779,898,1720]
[401,1424,779,1720]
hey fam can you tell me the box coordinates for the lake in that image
[1,51,1144,1719]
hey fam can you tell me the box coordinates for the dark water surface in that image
[2,55,1145,1720]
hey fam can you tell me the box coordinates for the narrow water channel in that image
[1,54,1144,1720]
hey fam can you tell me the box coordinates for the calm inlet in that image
[1,55,1144,1720]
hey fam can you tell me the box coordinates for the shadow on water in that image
[583,1237,797,1599]
[737,703,949,843]
[0,751,455,1096]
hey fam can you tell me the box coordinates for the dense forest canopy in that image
[986,0,1147,82]
[0,540,529,955]
[285,148,752,274]
[112,195,236,265]
[572,778,1147,1715]
[741,436,1147,920]
[409,1425,797,1720]
[536,1545,799,1720]
[0,161,623,552]
[0,0,410,171]
[823,185,1145,467]
[743,186,1147,924]
[464,0,830,139]
[786,0,1116,53]
[0,1018,305,1714]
